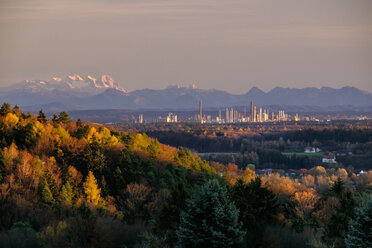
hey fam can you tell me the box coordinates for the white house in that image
[305,147,320,153]
[322,154,336,163]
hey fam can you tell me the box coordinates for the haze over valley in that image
[1,74,372,112]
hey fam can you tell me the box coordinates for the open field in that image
[281,152,324,157]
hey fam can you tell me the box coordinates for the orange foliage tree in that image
[225,163,239,185]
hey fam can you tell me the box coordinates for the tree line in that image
[0,103,371,248]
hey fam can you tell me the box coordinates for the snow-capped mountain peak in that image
[101,75,114,88]
[52,77,62,82]
[67,74,84,81]
[15,74,126,94]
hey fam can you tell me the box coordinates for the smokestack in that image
[199,100,202,121]
[250,100,253,122]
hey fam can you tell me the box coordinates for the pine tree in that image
[330,177,345,197]
[37,110,47,123]
[112,166,125,196]
[84,140,106,175]
[61,181,75,204]
[0,103,11,116]
[42,183,55,205]
[83,171,105,206]
[230,178,278,246]
[44,171,59,199]
[345,197,372,248]
[12,105,21,115]
[157,183,189,245]
[326,178,357,246]
[146,139,160,158]
[76,118,83,127]
[176,180,245,248]
[58,111,71,123]
[52,114,59,124]
[101,176,109,197]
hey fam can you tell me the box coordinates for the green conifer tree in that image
[146,139,160,158]
[230,178,279,246]
[84,140,106,175]
[61,181,75,204]
[345,197,372,248]
[37,109,47,123]
[52,114,59,124]
[326,178,357,246]
[101,176,109,197]
[42,183,55,205]
[76,118,83,127]
[58,111,71,123]
[0,103,11,116]
[44,171,59,199]
[176,180,245,248]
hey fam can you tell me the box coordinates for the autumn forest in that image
[0,103,371,248]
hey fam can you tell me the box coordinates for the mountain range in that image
[1,74,372,112]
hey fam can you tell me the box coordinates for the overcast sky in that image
[0,0,371,93]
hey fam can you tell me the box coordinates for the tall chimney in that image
[199,100,202,121]
[250,100,253,122]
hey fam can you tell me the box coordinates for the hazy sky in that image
[1,0,371,93]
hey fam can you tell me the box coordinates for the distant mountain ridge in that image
[1,75,372,111]
[3,74,126,95]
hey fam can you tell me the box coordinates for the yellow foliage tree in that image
[292,189,320,218]
[263,173,298,197]
[302,174,315,188]
[53,124,70,146]
[85,126,98,141]
[336,168,348,178]
[3,112,19,128]
[241,167,255,184]
[309,166,327,176]
[83,171,105,206]
[133,133,150,150]
[33,121,45,136]
[98,127,118,146]
[84,126,118,146]
[3,143,19,169]
[37,221,68,247]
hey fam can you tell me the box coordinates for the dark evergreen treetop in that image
[177,179,245,248]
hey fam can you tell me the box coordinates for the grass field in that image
[281,152,324,157]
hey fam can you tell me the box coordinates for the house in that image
[256,169,273,176]
[305,147,320,153]
[305,147,315,153]
[286,169,297,177]
[322,154,336,163]
[336,151,353,156]
[357,170,367,176]
[264,168,273,174]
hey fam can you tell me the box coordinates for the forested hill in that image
[0,103,219,247]
[0,103,371,248]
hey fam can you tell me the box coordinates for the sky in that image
[0,0,371,93]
